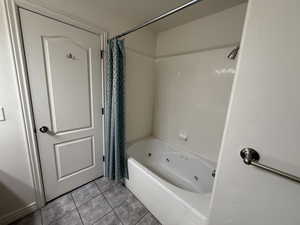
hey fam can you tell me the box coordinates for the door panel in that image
[43,37,92,133]
[209,1,300,225]
[54,136,94,180]
[19,8,103,201]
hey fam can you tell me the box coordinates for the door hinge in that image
[100,50,104,59]
[102,156,105,162]
[101,107,104,115]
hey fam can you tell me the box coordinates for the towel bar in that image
[240,148,300,184]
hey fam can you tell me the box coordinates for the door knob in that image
[39,126,49,133]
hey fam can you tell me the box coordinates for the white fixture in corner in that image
[215,68,236,76]
[0,107,5,121]
[179,131,188,141]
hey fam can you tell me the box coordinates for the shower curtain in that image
[104,38,128,180]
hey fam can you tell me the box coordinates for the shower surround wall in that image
[126,50,156,142]
[153,3,247,162]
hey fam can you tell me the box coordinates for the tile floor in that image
[10,177,161,225]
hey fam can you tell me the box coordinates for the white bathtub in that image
[125,137,215,225]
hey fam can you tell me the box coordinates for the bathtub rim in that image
[126,137,214,221]
[127,136,216,194]
[127,136,217,167]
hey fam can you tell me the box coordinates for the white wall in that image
[156,3,247,57]
[153,4,247,162]
[154,48,236,162]
[0,0,156,223]
[0,1,36,220]
[209,1,300,224]
[126,51,156,142]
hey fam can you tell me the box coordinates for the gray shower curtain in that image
[104,38,128,181]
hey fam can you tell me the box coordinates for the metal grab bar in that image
[240,148,300,184]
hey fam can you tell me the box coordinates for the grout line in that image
[74,192,113,225]
[110,185,147,225]
[101,188,115,209]
[93,179,123,225]
[99,182,129,209]
[112,210,125,225]
[147,211,162,225]
[107,198,125,225]
[155,42,240,60]
[101,199,123,225]
[94,178,155,225]
[125,188,161,225]
[126,191,148,225]
[133,211,148,225]
[94,179,106,194]
[89,208,114,225]
[98,183,125,225]
[39,209,44,225]
[126,47,155,60]
[70,193,85,225]
[73,182,103,208]
[74,181,116,225]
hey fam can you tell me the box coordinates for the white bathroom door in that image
[19,8,104,201]
[209,1,300,225]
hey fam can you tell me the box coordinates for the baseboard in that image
[0,202,37,225]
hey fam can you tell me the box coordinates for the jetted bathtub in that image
[125,137,215,225]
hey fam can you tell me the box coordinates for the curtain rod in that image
[110,0,204,40]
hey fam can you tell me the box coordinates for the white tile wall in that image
[154,47,236,162]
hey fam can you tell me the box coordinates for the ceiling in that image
[94,0,248,33]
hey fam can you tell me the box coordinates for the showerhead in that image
[227,46,240,60]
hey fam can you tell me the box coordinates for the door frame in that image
[4,0,108,208]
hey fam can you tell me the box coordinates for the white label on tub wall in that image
[179,131,188,141]
[215,68,236,76]
[0,107,5,121]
